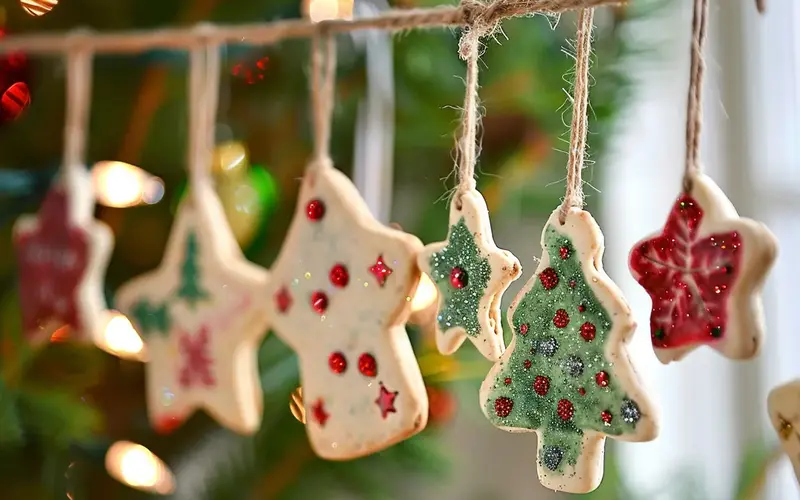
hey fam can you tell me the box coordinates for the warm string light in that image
[411,273,438,313]
[92,161,164,208]
[96,312,147,361]
[105,441,175,495]
[304,0,354,23]
[20,0,58,17]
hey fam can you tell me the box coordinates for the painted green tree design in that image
[427,218,491,336]
[176,231,209,309]
[482,224,644,474]
[129,300,171,336]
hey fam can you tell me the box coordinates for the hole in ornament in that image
[1,81,30,121]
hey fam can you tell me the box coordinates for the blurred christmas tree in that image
[0,0,638,498]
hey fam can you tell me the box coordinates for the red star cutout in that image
[311,398,330,427]
[14,189,89,336]
[375,383,398,419]
[275,286,293,313]
[369,255,393,287]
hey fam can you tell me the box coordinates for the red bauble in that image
[504,377,512,385]
[328,352,347,374]
[329,264,349,287]
[523,359,532,370]
[539,267,559,290]
[580,322,596,341]
[518,323,529,335]
[595,371,610,387]
[533,376,550,396]
[358,352,377,377]
[0,29,32,124]
[601,410,613,425]
[494,397,513,417]
[553,309,570,328]
[559,246,570,260]
[449,267,468,289]
[557,399,575,420]
[305,199,325,221]
[310,291,328,314]
[427,386,457,426]
[578,304,586,313]
[578,387,586,396]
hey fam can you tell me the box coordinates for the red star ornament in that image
[628,173,777,364]
[13,168,113,344]
[265,164,428,460]
[115,182,270,435]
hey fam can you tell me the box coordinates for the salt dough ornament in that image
[628,173,777,364]
[13,167,113,344]
[768,380,800,484]
[481,207,658,494]
[265,163,428,460]
[417,189,521,362]
[115,181,269,435]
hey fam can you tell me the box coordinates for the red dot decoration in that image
[1,82,30,122]
[533,376,550,396]
[306,199,325,221]
[519,323,529,335]
[494,397,513,417]
[539,267,559,290]
[557,399,575,420]
[0,32,32,124]
[504,377,512,385]
[449,267,468,289]
[275,286,293,313]
[559,246,570,260]
[328,352,347,374]
[369,255,393,287]
[553,309,570,328]
[578,304,586,313]
[601,410,613,425]
[311,291,328,314]
[580,322,597,341]
[358,353,377,377]
[578,387,586,396]
[523,359,532,370]
[329,264,349,288]
[595,371,610,387]
[569,280,577,289]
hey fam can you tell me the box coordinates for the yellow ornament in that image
[20,0,58,17]
[217,177,265,249]
[212,141,248,179]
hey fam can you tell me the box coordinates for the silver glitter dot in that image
[621,398,641,423]
[541,446,563,471]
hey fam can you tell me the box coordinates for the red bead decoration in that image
[539,267,559,290]
[559,246,570,260]
[557,399,575,420]
[328,352,347,374]
[312,399,330,427]
[369,255,393,287]
[569,280,577,288]
[580,322,596,341]
[449,267,468,289]
[329,264,349,288]
[578,387,586,396]
[494,397,513,417]
[533,376,550,396]
[519,323,529,335]
[553,309,570,328]
[358,353,377,377]
[578,304,586,313]
[601,410,613,425]
[1,82,30,122]
[155,415,183,435]
[504,377,512,385]
[595,371,610,387]
[311,291,328,314]
[523,359,532,370]
[306,199,325,221]
[275,286,293,313]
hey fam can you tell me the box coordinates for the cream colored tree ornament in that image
[768,380,800,485]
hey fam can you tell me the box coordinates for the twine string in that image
[309,31,337,171]
[63,32,94,176]
[187,27,221,192]
[558,8,594,224]
[682,0,709,192]
[455,30,480,196]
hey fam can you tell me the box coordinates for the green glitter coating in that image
[483,224,642,474]
[429,218,491,337]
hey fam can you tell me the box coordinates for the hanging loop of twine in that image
[308,29,337,173]
[63,30,95,176]
[187,24,221,194]
[558,8,594,225]
[682,0,709,193]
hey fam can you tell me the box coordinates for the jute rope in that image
[186,27,221,193]
[63,32,93,175]
[309,32,337,172]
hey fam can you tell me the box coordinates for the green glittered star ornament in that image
[480,207,658,494]
[417,189,521,362]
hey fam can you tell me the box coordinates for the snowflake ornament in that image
[13,168,113,344]
[418,189,521,361]
[481,207,658,493]
[629,173,777,364]
[265,164,428,460]
[116,183,270,435]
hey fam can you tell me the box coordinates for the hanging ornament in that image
[768,380,800,485]
[216,165,278,249]
[20,0,58,17]
[116,39,270,435]
[0,28,31,123]
[13,46,113,345]
[627,0,776,364]
[212,140,249,178]
[480,12,657,494]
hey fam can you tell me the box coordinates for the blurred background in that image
[0,0,796,498]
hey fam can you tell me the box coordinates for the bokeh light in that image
[20,0,58,17]
[105,441,175,495]
[92,161,164,208]
[96,312,146,361]
[411,273,438,312]
[304,0,353,22]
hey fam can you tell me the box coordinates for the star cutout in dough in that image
[115,183,269,435]
[629,173,777,364]
[264,164,428,460]
[417,189,521,362]
[13,168,113,345]
[768,380,800,485]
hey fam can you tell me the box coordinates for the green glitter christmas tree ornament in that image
[418,189,521,362]
[480,207,658,494]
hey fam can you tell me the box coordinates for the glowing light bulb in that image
[20,0,58,17]
[411,273,438,312]
[92,161,165,208]
[96,312,147,361]
[305,0,353,22]
[105,441,175,495]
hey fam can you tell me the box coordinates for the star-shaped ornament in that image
[629,173,777,364]
[417,189,521,362]
[768,380,800,485]
[13,167,113,345]
[116,182,269,435]
[265,164,428,460]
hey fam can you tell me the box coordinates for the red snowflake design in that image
[14,188,89,337]
[629,195,742,349]
[179,326,216,388]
